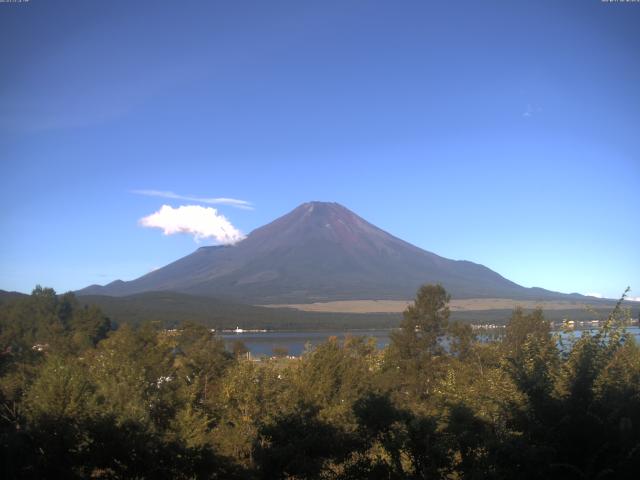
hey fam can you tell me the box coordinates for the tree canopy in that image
[1,285,639,479]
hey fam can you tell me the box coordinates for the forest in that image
[1,284,639,479]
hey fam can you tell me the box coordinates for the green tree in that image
[69,303,111,349]
[174,322,233,406]
[232,339,249,358]
[86,323,175,428]
[213,360,293,465]
[391,284,450,360]
[254,403,354,480]
[296,337,374,426]
[386,284,451,402]
[21,354,96,478]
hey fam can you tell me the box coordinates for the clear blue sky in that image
[1,0,638,300]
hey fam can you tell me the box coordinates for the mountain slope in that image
[78,202,580,303]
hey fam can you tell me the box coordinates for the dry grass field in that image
[262,298,605,314]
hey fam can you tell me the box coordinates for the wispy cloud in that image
[139,204,245,244]
[522,103,542,118]
[132,190,253,210]
[585,292,603,298]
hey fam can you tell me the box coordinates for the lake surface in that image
[220,326,640,357]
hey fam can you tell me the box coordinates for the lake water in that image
[220,326,640,357]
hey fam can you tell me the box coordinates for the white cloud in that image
[140,205,245,244]
[132,190,253,210]
[585,292,603,298]
[522,103,542,118]
[626,296,640,302]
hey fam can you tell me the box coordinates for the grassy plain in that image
[262,297,613,313]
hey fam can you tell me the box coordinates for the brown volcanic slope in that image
[78,202,584,304]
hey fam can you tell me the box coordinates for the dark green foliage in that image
[255,403,354,479]
[297,337,373,416]
[504,307,559,411]
[0,289,243,479]
[1,284,639,479]
[78,291,402,330]
[231,339,249,358]
[384,284,453,402]
[391,283,450,359]
[0,286,111,358]
[6,414,244,479]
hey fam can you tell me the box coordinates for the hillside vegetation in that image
[1,285,639,479]
[78,292,402,330]
[79,291,624,329]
